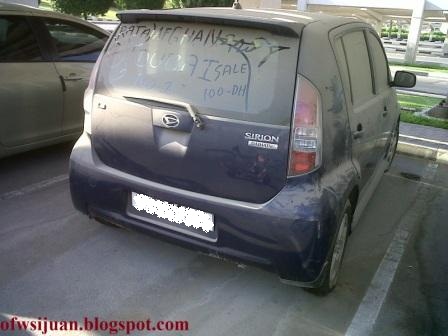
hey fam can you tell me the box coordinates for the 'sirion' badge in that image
[244,132,279,150]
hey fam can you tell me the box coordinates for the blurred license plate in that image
[131,192,214,234]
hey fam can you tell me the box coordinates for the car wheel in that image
[309,200,351,295]
[385,120,399,171]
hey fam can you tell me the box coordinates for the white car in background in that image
[0,3,109,158]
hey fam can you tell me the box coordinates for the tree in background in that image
[116,0,165,10]
[52,0,114,19]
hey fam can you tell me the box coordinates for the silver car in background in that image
[0,3,109,158]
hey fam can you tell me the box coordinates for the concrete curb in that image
[396,89,445,98]
[397,141,448,164]
[422,72,448,80]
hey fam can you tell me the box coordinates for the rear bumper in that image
[69,133,340,286]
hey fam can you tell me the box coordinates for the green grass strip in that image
[397,94,441,110]
[401,112,448,129]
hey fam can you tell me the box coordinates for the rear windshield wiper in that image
[125,96,204,130]
[184,102,204,130]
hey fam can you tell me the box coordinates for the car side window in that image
[43,18,107,62]
[333,37,352,105]
[366,31,390,93]
[342,31,374,107]
[0,15,42,62]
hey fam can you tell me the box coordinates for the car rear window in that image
[96,21,300,125]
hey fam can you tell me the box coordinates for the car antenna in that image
[232,0,242,9]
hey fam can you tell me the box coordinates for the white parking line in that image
[0,174,68,201]
[399,134,448,146]
[386,172,448,191]
[345,162,438,336]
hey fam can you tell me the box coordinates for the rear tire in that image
[308,200,351,296]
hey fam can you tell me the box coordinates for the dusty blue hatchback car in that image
[69,8,415,294]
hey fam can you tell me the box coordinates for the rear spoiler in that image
[116,9,302,37]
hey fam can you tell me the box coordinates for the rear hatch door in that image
[93,12,301,203]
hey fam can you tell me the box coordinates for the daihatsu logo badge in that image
[162,114,180,128]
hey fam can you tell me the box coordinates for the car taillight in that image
[288,75,322,176]
[83,53,102,134]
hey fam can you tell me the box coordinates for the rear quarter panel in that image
[297,21,359,219]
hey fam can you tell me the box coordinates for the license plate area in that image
[128,192,217,241]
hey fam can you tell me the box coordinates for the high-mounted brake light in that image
[288,75,322,176]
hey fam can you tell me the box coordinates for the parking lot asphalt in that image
[0,143,447,336]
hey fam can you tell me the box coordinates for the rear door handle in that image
[353,130,364,139]
[353,123,363,139]
[64,77,83,81]
[64,73,83,81]
[382,105,388,117]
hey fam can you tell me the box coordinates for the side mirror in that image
[392,70,416,88]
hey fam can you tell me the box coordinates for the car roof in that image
[0,2,109,35]
[117,7,362,34]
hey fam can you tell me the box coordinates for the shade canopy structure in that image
[288,0,448,64]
